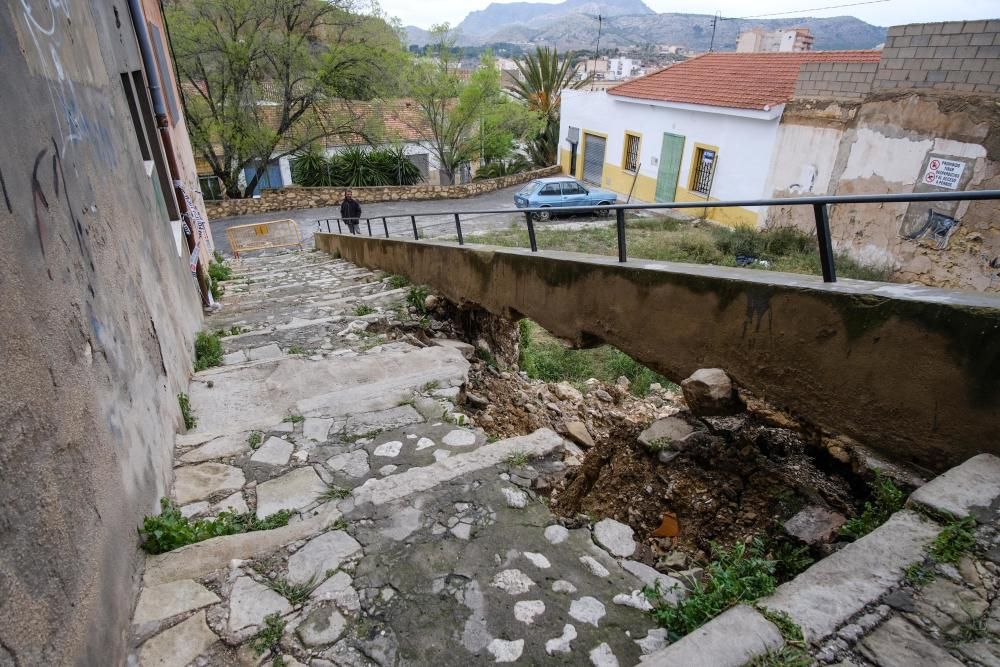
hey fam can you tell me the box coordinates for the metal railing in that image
[316,190,1000,283]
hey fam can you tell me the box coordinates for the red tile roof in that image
[608,51,881,110]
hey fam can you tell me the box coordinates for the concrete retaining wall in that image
[204,165,561,219]
[0,2,203,664]
[316,233,1000,472]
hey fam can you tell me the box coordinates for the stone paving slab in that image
[859,615,965,666]
[640,605,783,666]
[760,509,940,643]
[136,611,218,667]
[132,580,221,625]
[909,453,1000,519]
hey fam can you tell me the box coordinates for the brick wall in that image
[875,20,1000,93]
[204,165,561,219]
[795,61,878,99]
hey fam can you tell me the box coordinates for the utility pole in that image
[709,11,720,52]
[592,14,603,79]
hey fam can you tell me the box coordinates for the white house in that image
[558,51,881,227]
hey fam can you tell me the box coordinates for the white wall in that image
[560,90,783,211]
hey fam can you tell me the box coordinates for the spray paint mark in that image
[31,148,50,255]
[0,167,11,213]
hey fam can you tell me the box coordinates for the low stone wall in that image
[205,165,561,219]
[315,232,1000,473]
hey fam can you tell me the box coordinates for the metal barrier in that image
[226,218,303,258]
[316,189,1000,283]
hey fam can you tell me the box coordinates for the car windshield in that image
[518,181,539,196]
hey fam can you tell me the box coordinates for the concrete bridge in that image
[316,232,1000,473]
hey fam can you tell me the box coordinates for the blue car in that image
[514,177,618,221]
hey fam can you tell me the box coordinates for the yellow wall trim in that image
[675,186,759,227]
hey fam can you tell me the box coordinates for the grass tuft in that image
[178,393,196,430]
[353,304,375,316]
[506,450,531,466]
[251,613,286,656]
[267,574,319,606]
[139,498,292,554]
[194,331,224,371]
[839,473,905,540]
[248,431,264,449]
[283,414,305,425]
[930,517,976,564]
[388,274,410,289]
[407,286,429,313]
[321,485,351,502]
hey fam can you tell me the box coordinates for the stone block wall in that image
[795,61,879,100]
[204,165,562,219]
[875,20,1000,93]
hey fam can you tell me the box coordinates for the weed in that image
[756,608,805,646]
[332,517,349,531]
[223,325,246,337]
[744,646,813,667]
[645,538,777,639]
[930,517,976,564]
[353,304,375,316]
[421,380,440,392]
[139,499,292,554]
[840,473,905,540]
[251,613,286,656]
[958,611,989,642]
[208,260,233,283]
[506,450,530,466]
[283,414,305,425]
[248,431,264,449]
[178,393,197,430]
[287,345,306,355]
[905,562,934,586]
[407,286,430,313]
[770,541,814,582]
[194,331,224,371]
[209,275,223,301]
[272,657,286,667]
[267,574,319,606]
[476,347,499,369]
[214,250,225,264]
[321,485,351,502]
[388,274,410,289]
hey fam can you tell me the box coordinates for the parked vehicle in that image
[514,177,618,221]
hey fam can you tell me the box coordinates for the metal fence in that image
[227,218,303,258]
[315,190,1000,283]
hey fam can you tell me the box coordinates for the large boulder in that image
[680,368,743,417]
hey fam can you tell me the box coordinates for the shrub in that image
[291,144,421,187]
[475,155,532,180]
[387,274,410,289]
[840,473,905,540]
[354,304,375,316]
[407,286,430,313]
[194,331,224,371]
[208,259,232,283]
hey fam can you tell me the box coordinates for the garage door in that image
[582,133,606,185]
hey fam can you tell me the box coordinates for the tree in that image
[405,25,541,185]
[510,47,592,166]
[166,0,406,198]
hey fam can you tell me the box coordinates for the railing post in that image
[455,213,464,245]
[336,219,342,234]
[326,220,331,233]
[812,203,837,283]
[411,215,419,240]
[524,211,538,252]
[616,208,627,262]
[366,218,372,236]
[382,217,389,238]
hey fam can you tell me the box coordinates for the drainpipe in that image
[126,0,211,307]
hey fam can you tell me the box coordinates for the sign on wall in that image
[920,158,966,190]
[899,153,975,249]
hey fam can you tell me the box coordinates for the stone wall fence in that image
[205,165,562,219]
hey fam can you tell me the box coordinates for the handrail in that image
[316,189,1000,283]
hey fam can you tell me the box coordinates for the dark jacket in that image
[340,197,362,220]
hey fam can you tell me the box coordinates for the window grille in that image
[624,134,640,172]
[692,148,717,196]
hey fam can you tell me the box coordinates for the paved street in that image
[210,185,528,254]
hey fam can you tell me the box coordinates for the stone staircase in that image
[128,250,671,667]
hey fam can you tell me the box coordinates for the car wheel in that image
[596,201,613,217]
[534,209,552,222]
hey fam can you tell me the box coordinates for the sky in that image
[383,0,1000,30]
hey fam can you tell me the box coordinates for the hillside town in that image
[2,1,1000,666]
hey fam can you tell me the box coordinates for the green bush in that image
[178,393,196,430]
[475,154,531,180]
[194,331,224,371]
[140,498,292,554]
[208,259,232,283]
[407,286,430,313]
[291,144,421,187]
[646,539,777,639]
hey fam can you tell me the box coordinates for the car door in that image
[560,181,589,208]
[536,182,562,207]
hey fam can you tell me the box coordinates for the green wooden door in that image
[655,133,685,203]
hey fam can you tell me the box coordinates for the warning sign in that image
[921,158,966,190]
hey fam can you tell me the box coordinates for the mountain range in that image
[404,0,887,51]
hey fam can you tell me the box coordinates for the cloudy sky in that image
[383,0,999,29]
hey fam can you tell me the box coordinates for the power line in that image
[725,0,891,21]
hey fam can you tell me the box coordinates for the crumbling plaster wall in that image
[767,93,1000,292]
[0,1,203,664]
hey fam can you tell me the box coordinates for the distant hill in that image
[404,3,886,51]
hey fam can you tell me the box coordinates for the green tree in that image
[405,25,541,184]
[167,0,406,198]
[510,46,591,166]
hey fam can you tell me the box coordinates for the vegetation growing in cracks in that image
[194,331,224,371]
[140,499,292,554]
[839,473,905,540]
[178,393,197,430]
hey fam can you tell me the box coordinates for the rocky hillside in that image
[405,3,886,51]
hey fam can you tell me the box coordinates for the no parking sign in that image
[921,158,965,190]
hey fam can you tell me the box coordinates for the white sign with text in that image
[921,158,965,190]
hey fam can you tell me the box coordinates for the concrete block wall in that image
[876,20,1000,93]
[795,61,879,99]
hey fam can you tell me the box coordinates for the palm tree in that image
[510,47,592,166]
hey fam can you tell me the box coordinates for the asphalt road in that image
[210,185,529,255]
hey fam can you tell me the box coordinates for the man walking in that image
[340,189,362,234]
